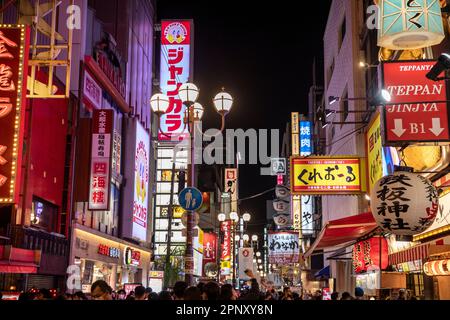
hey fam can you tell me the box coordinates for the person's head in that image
[203,281,220,300]
[117,289,126,300]
[331,292,339,300]
[184,286,202,300]
[73,291,88,300]
[355,287,365,299]
[145,287,153,299]
[398,290,406,298]
[249,278,259,292]
[265,281,274,292]
[173,281,188,300]
[341,292,353,300]
[265,292,274,300]
[149,292,159,300]
[219,284,236,300]
[134,285,146,300]
[158,290,173,300]
[292,292,300,300]
[36,288,52,300]
[91,280,113,300]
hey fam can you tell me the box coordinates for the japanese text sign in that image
[291,157,364,195]
[0,25,29,204]
[83,69,102,111]
[159,20,193,141]
[300,121,312,156]
[291,112,299,156]
[301,195,314,236]
[268,232,300,264]
[88,109,114,211]
[352,237,388,273]
[224,168,238,212]
[367,112,385,193]
[382,60,449,145]
[220,220,232,276]
[370,171,439,236]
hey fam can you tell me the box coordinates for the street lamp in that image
[151,85,233,286]
[230,212,239,223]
[242,213,251,222]
[243,234,250,242]
[256,252,261,257]
[252,235,258,242]
[218,213,226,222]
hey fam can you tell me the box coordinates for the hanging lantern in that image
[423,260,450,276]
[273,214,290,227]
[378,0,445,50]
[370,171,439,236]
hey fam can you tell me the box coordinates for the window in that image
[341,88,349,125]
[31,197,58,232]
[339,17,346,51]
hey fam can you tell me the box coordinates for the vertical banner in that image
[202,232,218,276]
[301,195,314,235]
[224,168,238,213]
[366,112,384,193]
[238,247,255,279]
[300,121,312,156]
[220,220,232,276]
[159,20,193,141]
[268,232,300,264]
[0,25,29,204]
[291,112,299,156]
[132,121,150,241]
[88,109,114,210]
[300,120,313,236]
[352,237,389,273]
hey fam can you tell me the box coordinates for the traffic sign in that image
[382,60,449,145]
[179,187,203,211]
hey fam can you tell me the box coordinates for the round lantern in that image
[370,171,439,236]
[377,0,445,50]
[273,214,290,227]
[423,260,450,276]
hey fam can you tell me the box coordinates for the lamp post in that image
[171,83,233,286]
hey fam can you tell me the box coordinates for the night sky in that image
[156,0,332,237]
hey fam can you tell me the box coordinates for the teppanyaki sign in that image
[381,60,449,146]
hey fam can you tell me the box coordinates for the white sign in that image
[273,199,290,213]
[419,191,450,235]
[268,232,300,264]
[132,121,149,241]
[238,247,255,279]
[273,214,290,227]
[302,195,314,236]
[275,185,290,199]
[83,70,102,110]
[225,168,238,212]
[271,158,286,176]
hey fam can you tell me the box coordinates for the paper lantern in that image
[370,171,439,236]
[423,260,450,276]
[378,0,445,50]
[273,214,290,227]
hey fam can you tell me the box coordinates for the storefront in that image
[69,225,151,293]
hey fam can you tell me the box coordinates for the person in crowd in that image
[148,292,159,300]
[116,289,126,300]
[134,286,147,301]
[240,278,262,300]
[219,284,237,300]
[281,287,293,300]
[173,281,188,300]
[54,294,67,301]
[145,287,153,300]
[90,280,113,300]
[292,292,302,300]
[355,287,365,300]
[184,286,202,300]
[340,292,354,300]
[202,281,220,300]
[35,288,53,300]
[18,292,35,301]
[264,281,279,300]
[73,291,88,300]
[314,290,323,300]
[158,290,173,300]
[331,292,339,300]
[397,290,406,300]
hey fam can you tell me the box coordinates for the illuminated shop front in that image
[70,227,151,292]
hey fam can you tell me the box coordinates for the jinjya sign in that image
[159,20,193,141]
[382,60,449,145]
[290,156,364,195]
[88,109,114,211]
[0,25,29,204]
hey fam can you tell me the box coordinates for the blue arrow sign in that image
[179,187,203,211]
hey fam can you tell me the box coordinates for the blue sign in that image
[300,121,312,156]
[179,187,203,211]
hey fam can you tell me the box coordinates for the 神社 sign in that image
[370,171,439,236]
[268,231,300,264]
[0,25,29,204]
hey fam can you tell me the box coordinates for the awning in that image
[0,245,40,274]
[304,212,378,258]
[0,262,38,274]
[314,265,330,279]
[388,243,430,265]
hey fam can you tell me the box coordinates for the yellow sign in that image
[291,156,366,195]
[366,112,383,193]
[291,112,299,134]
[292,196,301,230]
[292,133,299,156]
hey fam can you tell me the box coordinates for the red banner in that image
[0,25,29,204]
[88,109,114,210]
[352,237,388,273]
[202,232,217,276]
[220,221,232,261]
[382,60,449,144]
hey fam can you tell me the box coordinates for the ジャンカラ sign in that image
[382,60,449,145]
[0,25,29,204]
[290,157,364,195]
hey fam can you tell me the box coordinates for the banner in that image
[0,25,29,204]
[220,220,232,276]
[238,247,255,280]
[159,20,193,141]
[352,237,389,273]
[268,232,300,264]
[224,168,238,213]
[88,109,114,210]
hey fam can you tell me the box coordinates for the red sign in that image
[98,244,120,259]
[220,221,232,262]
[96,51,126,99]
[203,232,217,262]
[382,60,449,144]
[0,25,29,204]
[88,109,114,210]
[352,237,388,273]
